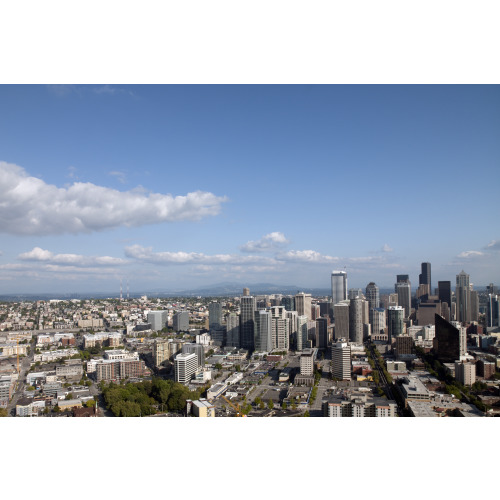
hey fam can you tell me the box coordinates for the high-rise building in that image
[395,281,411,318]
[270,306,289,351]
[319,300,333,321]
[311,304,321,321]
[365,282,380,318]
[456,271,470,324]
[397,275,410,283]
[438,281,452,308]
[208,301,223,331]
[487,294,499,327]
[243,287,250,296]
[226,312,240,347]
[295,293,312,320]
[434,314,464,363]
[388,306,404,343]
[281,296,295,311]
[419,262,431,292]
[173,311,189,332]
[372,308,386,336]
[348,288,364,300]
[299,348,315,376]
[240,295,256,351]
[254,310,272,352]
[316,317,328,349]
[147,310,168,331]
[349,297,365,344]
[174,352,198,384]
[333,301,350,340]
[454,361,476,386]
[296,315,308,351]
[181,343,205,368]
[470,289,479,323]
[331,340,351,380]
[331,271,348,306]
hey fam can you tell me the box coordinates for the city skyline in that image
[1,85,499,293]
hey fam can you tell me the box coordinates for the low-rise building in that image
[399,376,431,407]
[188,398,215,417]
[207,382,228,400]
[322,393,397,417]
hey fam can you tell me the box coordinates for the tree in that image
[0,408,7,417]
[281,402,287,410]
[259,401,265,409]
[53,405,60,413]
[215,363,223,371]
[268,400,274,409]
[85,400,96,408]
[65,393,74,400]
[303,410,310,417]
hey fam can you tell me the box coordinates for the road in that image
[6,338,36,416]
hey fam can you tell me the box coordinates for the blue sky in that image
[0,84,499,293]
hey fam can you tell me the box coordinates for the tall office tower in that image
[470,289,479,323]
[434,314,464,363]
[272,316,289,351]
[348,288,364,300]
[387,306,404,343]
[331,271,348,306]
[454,361,476,386]
[281,296,295,311]
[254,310,272,352]
[181,343,205,369]
[173,311,189,332]
[311,304,321,321]
[296,315,308,351]
[349,297,364,344]
[286,311,298,339]
[243,287,250,296]
[295,293,312,320]
[270,306,289,350]
[174,352,198,384]
[395,281,411,318]
[438,281,452,308]
[416,284,430,301]
[441,302,451,322]
[147,310,168,331]
[208,301,223,330]
[153,339,170,368]
[316,317,328,349]
[240,295,256,351]
[226,312,240,347]
[319,300,333,320]
[331,340,351,380]
[397,274,410,283]
[300,349,315,376]
[487,294,499,327]
[365,282,380,316]
[419,262,431,292]
[487,283,498,295]
[333,301,350,340]
[372,308,386,336]
[456,270,470,324]
[388,293,398,307]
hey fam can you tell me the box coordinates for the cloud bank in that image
[0,162,227,235]
[240,232,290,253]
[18,247,128,266]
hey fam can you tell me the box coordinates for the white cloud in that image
[18,247,128,267]
[382,244,393,253]
[486,240,500,251]
[240,232,290,252]
[108,170,127,184]
[0,162,227,235]
[457,250,485,259]
[276,250,340,263]
[124,244,276,266]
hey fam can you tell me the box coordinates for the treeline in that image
[101,378,205,417]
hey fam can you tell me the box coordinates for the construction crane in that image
[221,395,247,417]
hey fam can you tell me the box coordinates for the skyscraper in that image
[316,317,328,349]
[331,271,348,306]
[456,270,470,324]
[226,312,240,347]
[395,279,411,318]
[333,301,350,340]
[388,306,404,343]
[438,281,452,308]
[434,314,463,363]
[365,282,380,312]
[181,343,205,368]
[487,294,499,328]
[349,297,364,344]
[240,295,256,351]
[254,310,272,352]
[174,352,198,384]
[372,308,386,337]
[331,340,351,380]
[147,310,168,332]
[295,292,312,320]
[296,315,308,351]
[173,311,189,332]
[419,262,431,292]
[208,301,223,330]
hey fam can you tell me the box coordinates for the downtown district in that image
[1,262,500,418]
